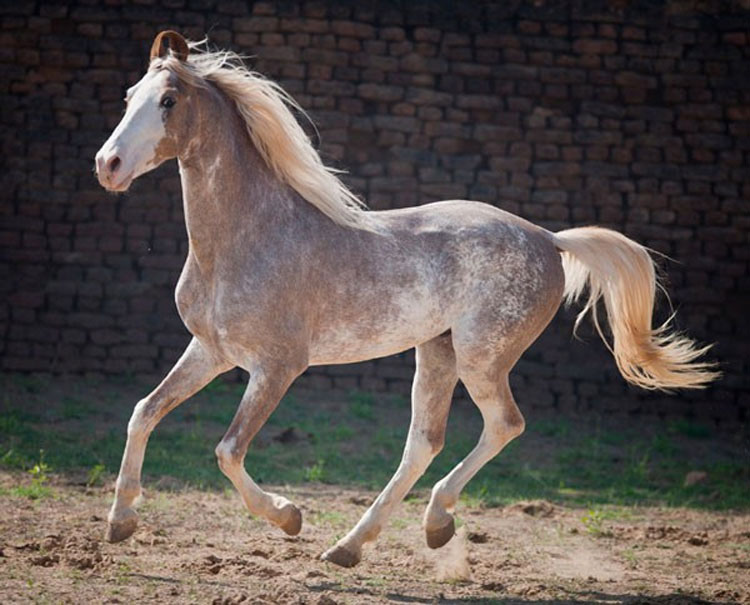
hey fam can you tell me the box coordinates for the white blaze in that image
[95,69,170,191]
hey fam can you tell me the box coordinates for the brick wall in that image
[2,1,748,426]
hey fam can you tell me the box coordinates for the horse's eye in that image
[161,96,175,109]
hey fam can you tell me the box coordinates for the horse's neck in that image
[177,91,299,271]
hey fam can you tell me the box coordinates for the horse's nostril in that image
[107,156,121,174]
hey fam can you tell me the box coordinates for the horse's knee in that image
[127,398,153,437]
[127,393,177,438]
[215,438,242,474]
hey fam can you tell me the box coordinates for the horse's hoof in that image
[321,544,361,568]
[426,517,455,549]
[106,510,138,543]
[278,503,302,536]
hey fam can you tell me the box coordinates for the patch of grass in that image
[530,418,572,438]
[12,374,46,394]
[2,449,55,500]
[668,419,712,439]
[309,510,346,528]
[332,426,354,441]
[1,372,748,511]
[9,482,53,500]
[1,447,27,470]
[61,396,94,420]
[460,480,490,508]
[349,390,375,420]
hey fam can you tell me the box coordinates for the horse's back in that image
[375,200,562,299]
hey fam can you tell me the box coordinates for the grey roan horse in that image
[94,31,717,568]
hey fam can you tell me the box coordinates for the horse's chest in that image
[174,261,273,350]
[175,277,209,335]
[174,259,225,341]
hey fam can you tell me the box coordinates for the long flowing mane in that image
[154,41,371,229]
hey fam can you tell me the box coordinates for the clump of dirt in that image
[612,522,737,549]
[0,472,748,604]
[467,530,489,543]
[504,499,558,517]
[13,533,111,572]
[193,553,284,578]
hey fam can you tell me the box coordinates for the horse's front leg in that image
[215,360,304,536]
[107,337,231,542]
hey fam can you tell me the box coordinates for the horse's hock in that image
[3,1,749,426]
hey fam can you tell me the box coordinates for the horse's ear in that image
[150,30,189,62]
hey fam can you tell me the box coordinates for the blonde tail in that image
[553,226,719,390]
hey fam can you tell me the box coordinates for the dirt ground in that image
[1,472,748,604]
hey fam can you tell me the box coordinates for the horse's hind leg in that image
[423,362,524,549]
[321,334,457,568]
[215,360,304,536]
[107,337,231,542]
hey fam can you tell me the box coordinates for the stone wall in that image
[2,1,748,425]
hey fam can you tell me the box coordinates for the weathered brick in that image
[413,27,440,43]
[574,130,623,145]
[540,67,586,84]
[357,83,403,102]
[573,38,617,55]
[615,71,658,88]
[400,53,448,74]
[455,94,501,110]
[518,20,541,35]
[489,157,531,173]
[331,20,374,39]
[723,32,747,45]
[532,162,581,177]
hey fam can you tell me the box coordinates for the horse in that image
[94,31,718,568]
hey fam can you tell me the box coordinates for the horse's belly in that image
[308,337,419,366]
[307,300,449,365]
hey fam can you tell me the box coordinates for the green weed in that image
[29,450,50,482]
[621,548,639,569]
[87,463,107,487]
[581,508,608,537]
[305,459,326,482]
[4,450,54,500]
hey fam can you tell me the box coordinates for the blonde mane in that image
[154,42,370,230]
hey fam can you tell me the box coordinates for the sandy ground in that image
[1,472,748,604]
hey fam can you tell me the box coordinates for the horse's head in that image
[95,31,195,192]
